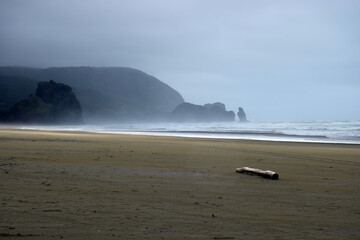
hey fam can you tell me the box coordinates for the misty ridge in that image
[0,66,247,124]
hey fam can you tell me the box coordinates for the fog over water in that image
[19,121,360,144]
[0,0,359,121]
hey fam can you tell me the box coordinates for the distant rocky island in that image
[0,66,248,124]
[171,102,235,122]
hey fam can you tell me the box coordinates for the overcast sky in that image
[0,0,359,121]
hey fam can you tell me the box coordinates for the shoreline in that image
[2,124,360,145]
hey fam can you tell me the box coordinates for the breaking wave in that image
[17,121,360,144]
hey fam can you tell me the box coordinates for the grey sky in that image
[1,0,359,121]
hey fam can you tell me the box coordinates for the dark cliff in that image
[0,80,83,124]
[0,67,184,122]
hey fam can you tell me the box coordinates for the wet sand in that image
[1,128,360,239]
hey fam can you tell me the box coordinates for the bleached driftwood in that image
[236,167,279,180]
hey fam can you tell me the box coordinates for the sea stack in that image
[237,107,248,122]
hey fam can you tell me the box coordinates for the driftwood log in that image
[236,167,279,180]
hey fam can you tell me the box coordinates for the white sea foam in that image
[17,121,360,144]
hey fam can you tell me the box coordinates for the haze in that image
[0,0,359,121]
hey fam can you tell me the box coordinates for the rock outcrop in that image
[237,107,248,122]
[171,102,235,122]
[0,80,83,124]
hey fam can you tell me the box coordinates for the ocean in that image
[19,121,360,144]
